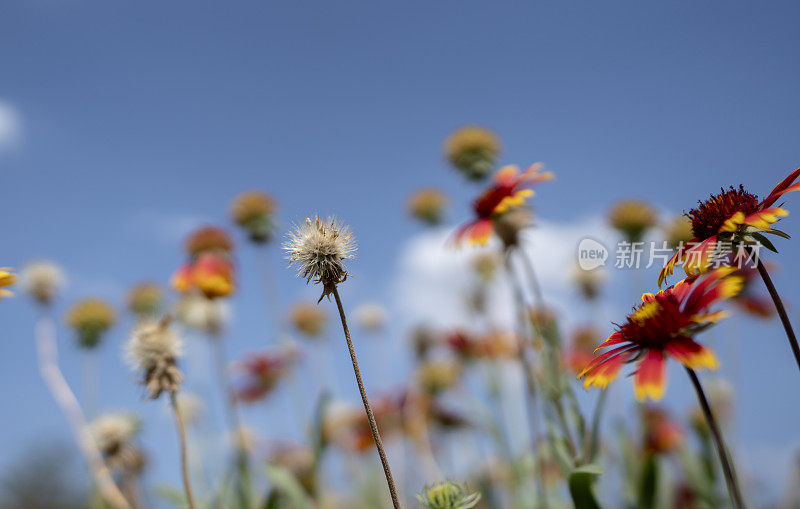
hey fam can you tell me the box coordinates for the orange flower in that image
[659,168,800,286]
[579,268,742,401]
[642,406,683,454]
[171,253,235,299]
[185,226,234,257]
[454,164,553,245]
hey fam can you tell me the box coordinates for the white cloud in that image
[392,216,617,333]
[0,101,21,151]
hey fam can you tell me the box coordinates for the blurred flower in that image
[690,379,734,432]
[416,481,481,509]
[289,302,327,338]
[91,413,140,467]
[184,225,234,258]
[563,326,600,375]
[730,265,775,319]
[125,318,183,399]
[20,261,64,305]
[172,392,204,427]
[230,190,278,243]
[415,359,462,395]
[608,199,658,243]
[267,442,316,494]
[455,165,553,246]
[444,125,501,181]
[172,252,235,300]
[232,344,300,403]
[66,298,116,349]
[570,265,606,301]
[580,268,742,401]
[494,206,533,249]
[0,267,15,300]
[446,330,518,361]
[660,168,800,285]
[174,293,230,335]
[353,302,388,332]
[408,188,448,226]
[471,251,501,281]
[285,217,356,300]
[410,326,437,360]
[324,394,404,452]
[641,406,683,454]
[663,215,694,249]
[126,282,163,319]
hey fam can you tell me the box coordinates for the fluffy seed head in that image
[126,318,183,399]
[285,217,356,294]
[20,261,64,305]
[91,413,139,459]
[174,294,230,335]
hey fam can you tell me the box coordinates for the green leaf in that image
[568,464,603,509]
[763,228,791,239]
[264,463,314,509]
[636,454,658,509]
[152,485,187,508]
[750,232,779,253]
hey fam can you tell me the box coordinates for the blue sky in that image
[2,0,800,505]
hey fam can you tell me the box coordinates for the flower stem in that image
[755,259,800,373]
[684,367,745,509]
[34,314,131,509]
[170,391,197,509]
[330,285,401,509]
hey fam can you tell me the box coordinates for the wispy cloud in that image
[0,100,21,151]
[129,209,211,246]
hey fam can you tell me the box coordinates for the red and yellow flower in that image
[232,345,299,403]
[579,267,743,401]
[659,168,800,286]
[171,252,235,299]
[454,164,554,245]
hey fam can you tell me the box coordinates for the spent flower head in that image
[66,298,116,349]
[408,188,448,226]
[126,282,163,319]
[230,190,278,243]
[444,125,501,181]
[20,261,64,305]
[417,481,481,509]
[126,318,184,399]
[608,199,658,243]
[285,217,356,300]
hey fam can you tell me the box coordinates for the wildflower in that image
[230,191,277,243]
[126,282,163,318]
[174,294,229,335]
[608,199,658,243]
[563,326,600,375]
[454,165,553,246]
[268,442,316,493]
[446,330,518,361]
[659,168,800,285]
[171,252,235,300]
[493,206,533,248]
[20,261,63,305]
[663,215,694,249]
[415,359,462,395]
[0,267,15,300]
[66,298,116,348]
[184,226,233,257]
[353,302,388,332]
[126,318,183,399]
[91,413,140,467]
[285,216,356,300]
[570,265,606,301]
[579,267,743,401]
[289,302,327,338]
[416,481,481,509]
[444,125,501,181]
[642,406,683,454]
[471,251,501,281]
[232,344,300,403]
[408,188,448,226]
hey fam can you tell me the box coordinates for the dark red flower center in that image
[686,185,760,240]
[620,292,689,348]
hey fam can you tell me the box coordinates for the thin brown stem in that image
[685,367,745,509]
[330,285,401,509]
[755,259,800,372]
[34,315,131,509]
[170,391,197,509]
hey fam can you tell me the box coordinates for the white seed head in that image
[126,319,184,398]
[91,413,139,456]
[174,293,230,335]
[284,217,356,290]
[20,260,65,304]
[171,392,204,426]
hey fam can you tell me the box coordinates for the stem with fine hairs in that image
[685,367,745,509]
[755,258,800,373]
[34,314,132,509]
[170,391,197,509]
[330,285,401,509]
